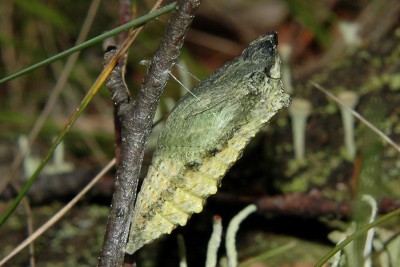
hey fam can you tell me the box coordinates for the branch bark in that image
[98,0,202,266]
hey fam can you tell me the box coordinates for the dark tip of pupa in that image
[269,31,278,46]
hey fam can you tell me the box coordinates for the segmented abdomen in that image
[125,129,250,254]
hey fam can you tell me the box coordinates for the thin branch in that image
[98,0,202,265]
[256,192,400,218]
[113,0,134,166]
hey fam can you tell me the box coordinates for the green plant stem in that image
[0,2,176,84]
[1,134,59,227]
[0,2,176,229]
[315,208,400,267]
[239,242,296,267]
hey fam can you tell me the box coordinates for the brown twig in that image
[213,191,400,219]
[256,192,400,218]
[113,0,134,166]
[99,0,202,265]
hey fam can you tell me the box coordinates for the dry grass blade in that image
[0,159,116,265]
[0,0,167,230]
[311,81,400,154]
[0,0,101,195]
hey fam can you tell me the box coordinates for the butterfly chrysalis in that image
[125,32,290,254]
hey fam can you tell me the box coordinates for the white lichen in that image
[278,43,293,94]
[337,91,359,160]
[288,98,312,163]
[18,135,40,178]
[177,234,188,267]
[18,135,73,177]
[225,204,257,267]
[45,138,74,175]
[362,195,378,267]
[338,21,361,49]
[205,216,223,267]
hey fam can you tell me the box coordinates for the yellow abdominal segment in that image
[125,131,251,254]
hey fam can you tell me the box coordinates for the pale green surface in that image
[126,32,291,254]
